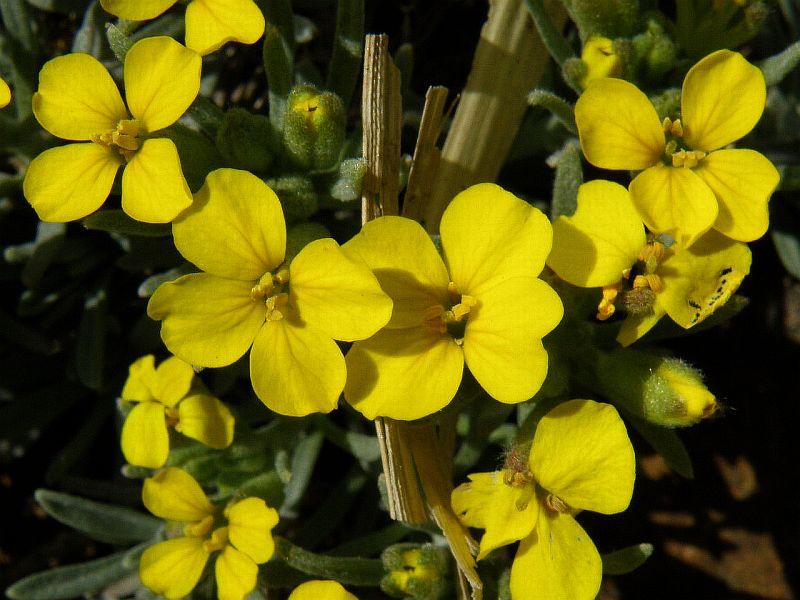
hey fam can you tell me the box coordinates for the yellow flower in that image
[451,399,635,600]
[23,36,200,224]
[0,76,11,109]
[288,581,358,600]
[579,37,622,88]
[575,49,779,248]
[120,355,234,469]
[547,180,752,345]
[148,168,393,417]
[343,184,563,420]
[99,0,265,56]
[139,468,278,600]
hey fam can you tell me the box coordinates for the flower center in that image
[92,118,142,162]
[251,268,291,321]
[202,526,229,552]
[597,239,668,320]
[184,514,214,538]
[422,282,477,344]
[662,117,706,168]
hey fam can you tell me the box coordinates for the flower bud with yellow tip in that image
[579,37,622,88]
[283,85,346,171]
[380,544,449,599]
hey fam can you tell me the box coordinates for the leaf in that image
[628,415,694,479]
[83,210,172,237]
[274,537,385,587]
[550,142,583,219]
[5,548,136,599]
[760,41,800,86]
[71,1,105,55]
[602,543,654,575]
[527,89,577,134]
[23,0,90,14]
[326,0,364,107]
[0,0,36,54]
[35,489,161,544]
[262,17,294,129]
[281,431,324,517]
[75,287,108,391]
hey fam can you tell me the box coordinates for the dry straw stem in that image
[423,0,565,231]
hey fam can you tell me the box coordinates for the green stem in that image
[524,0,575,67]
[274,537,385,587]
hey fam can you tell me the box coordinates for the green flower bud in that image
[266,175,319,225]
[330,158,367,202]
[597,350,717,427]
[632,20,676,82]
[216,108,278,173]
[285,222,331,263]
[283,85,346,171]
[381,544,450,599]
[562,57,588,92]
[160,123,222,191]
[562,0,639,38]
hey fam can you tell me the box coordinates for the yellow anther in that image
[92,119,141,162]
[273,268,290,285]
[203,526,228,552]
[250,273,275,300]
[449,294,477,322]
[596,283,621,321]
[184,515,214,538]
[545,493,570,514]
[265,293,289,321]
[633,273,663,293]
[671,149,706,168]
[663,117,684,137]
[639,241,666,263]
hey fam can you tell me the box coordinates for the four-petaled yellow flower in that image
[343,183,563,420]
[140,467,278,600]
[0,76,10,109]
[120,355,234,469]
[288,581,358,600]
[24,36,200,224]
[99,0,265,56]
[579,36,622,88]
[452,399,635,600]
[547,180,752,345]
[575,49,780,248]
[148,168,393,417]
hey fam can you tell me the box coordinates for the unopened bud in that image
[381,544,450,599]
[579,37,623,88]
[216,108,278,173]
[283,85,346,171]
[266,175,318,225]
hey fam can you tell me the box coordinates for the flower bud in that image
[579,37,623,88]
[381,543,450,599]
[597,350,716,427]
[266,175,318,225]
[283,85,346,171]
[562,0,638,38]
[216,108,278,173]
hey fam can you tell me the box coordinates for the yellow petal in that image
[440,183,552,295]
[510,513,602,600]
[185,0,266,56]
[656,230,751,329]
[452,472,540,560]
[142,467,214,522]
[215,546,258,600]
[152,356,195,407]
[344,327,464,421]
[148,273,266,367]
[548,180,645,287]
[226,497,279,563]
[32,54,127,141]
[464,277,562,404]
[174,168,286,280]
[121,402,169,468]
[289,238,392,341]
[579,37,622,88]
[121,138,192,223]
[694,149,780,242]
[176,394,235,449]
[529,400,635,514]
[574,78,664,170]
[250,319,346,416]
[121,355,157,402]
[99,0,177,20]
[23,143,120,222]
[681,50,766,152]
[342,216,450,329]
[124,36,201,132]
[140,537,209,600]
[629,164,717,249]
[289,581,358,600]
[0,77,11,108]
[616,303,666,347]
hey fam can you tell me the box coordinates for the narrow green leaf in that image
[760,41,800,86]
[0,0,37,55]
[328,523,411,557]
[5,549,134,599]
[105,22,133,62]
[773,228,800,279]
[528,89,577,134]
[551,143,583,219]
[275,537,385,587]
[524,0,575,68]
[35,489,161,544]
[628,416,694,479]
[281,431,324,517]
[83,210,172,237]
[75,287,108,391]
[263,23,295,129]
[602,543,654,575]
[23,0,90,14]
[71,1,105,55]
[186,95,225,140]
[326,0,364,107]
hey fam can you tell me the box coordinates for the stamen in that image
[184,515,214,538]
[671,149,706,168]
[597,283,621,321]
[544,493,570,514]
[202,526,228,552]
[92,119,141,162]
[265,293,289,321]
[663,117,684,137]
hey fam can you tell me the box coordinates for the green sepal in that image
[760,40,800,86]
[266,175,319,225]
[282,85,346,171]
[602,543,654,575]
[550,142,583,219]
[34,489,161,545]
[328,157,366,202]
[561,0,639,39]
